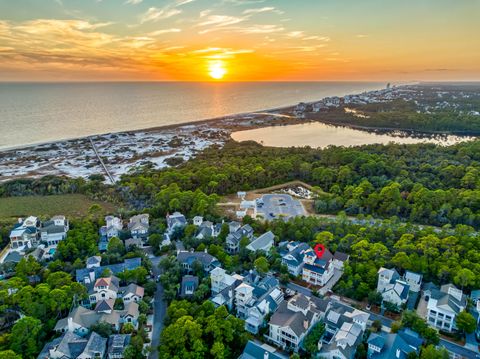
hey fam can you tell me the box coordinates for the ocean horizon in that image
[0,81,385,150]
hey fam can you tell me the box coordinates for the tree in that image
[122,322,135,334]
[453,268,475,290]
[303,322,325,355]
[91,322,114,338]
[0,350,22,359]
[420,345,449,359]
[254,257,269,275]
[9,316,42,358]
[456,311,476,334]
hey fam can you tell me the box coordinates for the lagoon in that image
[231,122,475,148]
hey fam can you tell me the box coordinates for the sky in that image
[0,0,479,82]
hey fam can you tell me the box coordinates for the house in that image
[367,329,423,358]
[241,277,284,334]
[318,301,370,359]
[128,214,149,240]
[86,255,102,269]
[9,216,40,250]
[470,290,480,314]
[376,267,409,307]
[166,212,187,236]
[180,275,199,297]
[101,216,123,239]
[281,242,310,276]
[404,271,423,293]
[76,257,142,284]
[88,275,120,304]
[239,340,288,359]
[40,215,69,246]
[176,250,220,273]
[38,331,107,359]
[210,267,244,310]
[196,221,220,240]
[424,283,467,332]
[266,293,328,352]
[302,247,335,286]
[246,231,274,253]
[107,334,131,359]
[332,252,349,270]
[124,237,143,249]
[193,216,203,226]
[121,283,144,303]
[55,301,140,335]
[226,223,254,254]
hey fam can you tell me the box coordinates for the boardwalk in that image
[88,137,115,184]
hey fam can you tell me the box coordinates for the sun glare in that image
[208,61,227,80]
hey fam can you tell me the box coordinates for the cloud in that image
[198,15,246,27]
[243,7,284,15]
[356,34,368,38]
[148,28,181,36]
[237,24,284,34]
[125,0,142,4]
[286,31,304,38]
[140,7,182,23]
[190,47,254,59]
[176,0,196,5]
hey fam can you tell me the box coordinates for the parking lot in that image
[256,194,306,221]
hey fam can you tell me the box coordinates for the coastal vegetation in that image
[0,194,114,219]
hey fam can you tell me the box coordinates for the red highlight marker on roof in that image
[314,244,326,259]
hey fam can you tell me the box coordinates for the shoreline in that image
[0,103,296,153]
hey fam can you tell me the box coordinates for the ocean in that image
[0,82,385,150]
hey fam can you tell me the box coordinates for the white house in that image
[425,283,466,332]
[226,223,254,254]
[376,267,409,307]
[40,215,69,246]
[404,271,423,293]
[281,242,310,276]
[302,248,335,286]
[102,216,123,239]
[267,293,328,352]
[121,283,144,304]
[9,216,40,250]
[319,301,370,359]
[128,214,149,240]
[88,276,120,305]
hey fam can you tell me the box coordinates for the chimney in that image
[18,218,23,224]
[263,351,269,359]
[303,319,309,330]
[204,248,208,253]
[396,349,401,358]
[67,316,74,332]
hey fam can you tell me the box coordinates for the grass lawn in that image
[0,194,115,219]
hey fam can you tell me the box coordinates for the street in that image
[148,254,167,359]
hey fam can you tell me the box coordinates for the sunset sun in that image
[208,61,227,80]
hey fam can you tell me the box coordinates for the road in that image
[148,255,167,359]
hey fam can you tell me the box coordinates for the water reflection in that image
[231,122,475,148]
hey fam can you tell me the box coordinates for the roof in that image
[76,257,142,282]
[180,275,199,297]
[81,332,107,357]
[240,340,288,359]
[368,329,423,359]
[3,251,23,263]
[86,255,101,266]
[247,231,274,251]
[405,271,423,284]
[94,275,120,292]
[95,299,115,313]
[333,251,349,261]
[176,251,219,268]
[107,335,131,357]
[124,283,145,298]
[52,331,87,358]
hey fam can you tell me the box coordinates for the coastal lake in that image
[231,122,475,148]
